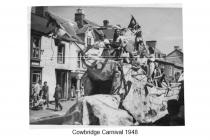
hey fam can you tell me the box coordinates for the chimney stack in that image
[103,20,109,27]
[174,46,180,50]
[75,8,85,28]
[33,6,48,17]
[146,40,157,49]
[146,40,157,54]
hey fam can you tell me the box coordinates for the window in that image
[175,72,181,82]
[32,36,41,59]
[31,36,41,59]
[32,71,41,84]
[77,52,83,68]
[77,52,86,69]
[87,37,92,46]
[169,66,173,76]
[77,52,81,68]
[57,44,65,64]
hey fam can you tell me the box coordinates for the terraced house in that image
[30,7,86,101]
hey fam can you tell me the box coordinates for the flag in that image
[128,15,139,29]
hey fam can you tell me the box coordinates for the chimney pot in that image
[103,20,109,27]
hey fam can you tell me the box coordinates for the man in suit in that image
[54,84,63,111]
[42,81,49,108]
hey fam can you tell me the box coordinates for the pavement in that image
[30,99,77,124]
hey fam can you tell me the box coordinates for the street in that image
[30,99,76,124]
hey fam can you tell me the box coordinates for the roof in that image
[93,29,104,41]
[101,28,115,40]
[75,23,104,42]
[83,18,100,27]
[156,59,183,69]
[76,24,91,34]
[46,12,83,43]
[31,13,54,34]
[167,48,183,57]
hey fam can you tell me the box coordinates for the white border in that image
[1,0,210,139]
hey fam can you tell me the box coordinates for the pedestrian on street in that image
[33,79,42,106]
[42,81,49,108]
[80,84,84,97]
[71,85,76,99]
[53,84,63,111]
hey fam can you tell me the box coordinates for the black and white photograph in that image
[29,6,184,126]
[3,0,210,139]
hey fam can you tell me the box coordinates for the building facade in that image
[30,7,86,101]
[156,46,183,83]
[74,8,104,47]
[166,46,183,66]
[165,46,183,82]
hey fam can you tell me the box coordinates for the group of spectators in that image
[31,80,63,111]
[31,80,49,109]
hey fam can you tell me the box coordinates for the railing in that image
[32,48,40,59]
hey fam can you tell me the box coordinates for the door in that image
[56,69,67,99]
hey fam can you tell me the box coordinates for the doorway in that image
[55,69,67,99]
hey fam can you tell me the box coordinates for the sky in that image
[48,6,183,54]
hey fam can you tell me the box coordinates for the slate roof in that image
[31,13,54,34]
[76,24,91,34]
[101,28,115,40]
[83,18,100,27]
[167,49,183,57]
[46,12,83,42]
[155,59,183,69]
[75,19,104,41]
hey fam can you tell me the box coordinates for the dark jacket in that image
[54,86,62,99]
[42,85,49,99]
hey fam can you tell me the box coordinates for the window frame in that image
[31,70,42,85]
[31,35,41,60]
[87,37,92,46]
[57,43,65,64]
[77,51,86,69]
[77,52,81,68]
